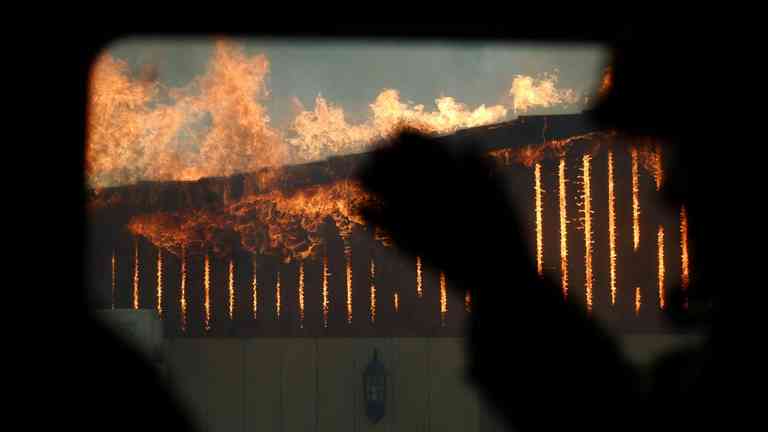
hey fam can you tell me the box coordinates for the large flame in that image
[558,158,569,299]
[156,248,163,317]
[657,226,666,310]
[534,162,544,277]
[607,150,618,306]
[580,154,594,312]
[631,146,641,251]
[509,72,578,114]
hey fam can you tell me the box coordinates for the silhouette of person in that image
[358,28,718,432]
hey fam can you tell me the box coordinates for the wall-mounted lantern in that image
[363,348,387,423]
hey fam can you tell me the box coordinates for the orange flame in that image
[322,255,329,328]
[638,143,663,191]
[608,150,618,306]
[580,154,594,312]
[598,66,613,97]
[298,260,305,328]
[631,146,641,251]
[132,238,140,310]
[345,244,353,324]
[369,257,376,324]
[558,158,569,299]
[204,254,211,331]
[180,248,188,332]
[509,72,578,114]
[251,257,258,320]
[111,250,116,310]
[534,162,544,277]
[680,206,690,294]
[416,256,423,298]
[440,271,447,327]
[657,226,666,310]
[156,248,163,317]
[394,292,400,313]
[276,270,282,320]
[634,287,641,316]
[228,259,235,320]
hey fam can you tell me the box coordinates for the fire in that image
[680,206,690,294]
[634,287,641,316]
[228,259,235,320]
[416,256,423,298]
[465,290,471,313]
[598,66,613,97]
[251,256,258,319]
[439,271,447,327]
[369,257,376,324]
[509,72,578,114]
[156,248,163,317]
[558,158,569,299]
[534,162,544,277]
[638,143,664,191]
[657,226,666,310]
[275,270,282,320]
[631,146,641,251]
[299,261,305,328]
[180,248,187,332]
[608,150,618,306]
[111,250,116,310]
[345,244,353,324]
[204,254,211,331]
[393,292,400,312]
[132,238,140,310]
[322,255,329,328]
[580,154,594,312]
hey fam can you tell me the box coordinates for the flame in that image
[508,72,578,114]
[631,146,641,251]
[180,248,188,332]
[580,154,593,313]
[657,226,665,310]
[86,40,287,188]
[634,287,641,316]
[608,150,618,306]
[322,255,329,328]
[416,256,423,298]
[534,162,544,277]
[251,257,258,319]
[156,248,163,317]
[369,257,376,324]
[345,244,353,324]
[276,270,282,320]
[465,290,471,313]
[558,158,569,299]
[394,292,400,313]
[299,260,305,328]
[439,271,447,327]
[111,250,116,310]
[290,90,507,162]
[228,259,235,320]
[132,238,140,310]
[680,206,690,294]
[598,66,613,97]
[204,254,211,331]
[638,143,663,191]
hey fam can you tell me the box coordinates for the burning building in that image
[87,111,688,337]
